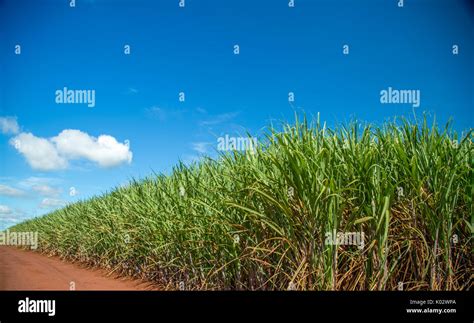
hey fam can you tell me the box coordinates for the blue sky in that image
[0,0,472,230]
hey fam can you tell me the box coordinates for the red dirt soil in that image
[0,246,156,290]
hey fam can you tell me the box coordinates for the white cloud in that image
[192,142,211,154]
[145,106,186,121]
[10,133,68,171]
[0,116,19,135]
[146,106,166,121]
[31,185,61,197]
[0,217,18,223]
[39,198,66,209]
[10,130,132,171]
[0,209,29,230]
[52,129,132,168]
[19,177,60,188]
[196,107,207,114]
[0,184,26,197]
[182,154,202,165]
[199,112,239,126]
[0,205,12,214]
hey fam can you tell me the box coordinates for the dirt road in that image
[0,246,154,290]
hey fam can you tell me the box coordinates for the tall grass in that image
[10,115,473,290]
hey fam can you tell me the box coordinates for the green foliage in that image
[10,115,473,290]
